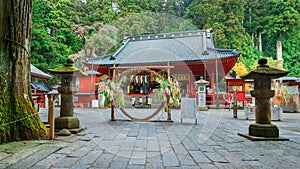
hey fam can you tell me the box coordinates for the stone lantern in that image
[194,77,209,111]
[48,59,87,130]
[240,58,289,140]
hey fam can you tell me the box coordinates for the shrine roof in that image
[275,76,300,82]
[86,70,101,75]
[225,76,254,82]
[85,30,239,66]
[31,82,49,92]
[30,64,52,80]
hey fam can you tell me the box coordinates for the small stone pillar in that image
[194,77,209,111]
[240,58,289,139]
[49,59,87,130]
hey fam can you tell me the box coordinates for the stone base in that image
[197,106,209,111]
[69,127,86,134]
[55,116,80,130]
[249,123,279,138]
[238,133,289,141]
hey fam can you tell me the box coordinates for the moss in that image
[48,66,87,77]
[0,94,13,143]
[49,66,78,73]
[0,93,47,144]
[13,97,47,141]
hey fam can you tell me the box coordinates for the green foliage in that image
[99,80,125,108]
[282,30,300,77]
[31,0,300,77]
[250,57,284,70]
[31,0,83,72]
[244,0,300,73]
[244,0,268,35]
[263,0,300,36]
[186,0,260,70]
[273,81,292,106]
[111,11,198,37]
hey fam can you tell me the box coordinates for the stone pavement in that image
[0,107,300,169]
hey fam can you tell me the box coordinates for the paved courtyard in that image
[0,107,299,169]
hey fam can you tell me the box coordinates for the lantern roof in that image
[241,58,289,79]
[194,77,209,85]
[48,59,87,77]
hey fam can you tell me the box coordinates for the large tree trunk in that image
[276,33,283,67]
[0,0,47,143]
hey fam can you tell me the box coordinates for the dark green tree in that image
[281,30,300,77]
[244,0,268,52]
[186,0,258,69]
[31,0,83,73]
[263,0,300,67]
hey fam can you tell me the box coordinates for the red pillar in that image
[189,72,194,97]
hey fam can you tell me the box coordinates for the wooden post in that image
[167,62,170,81]
[211,73,215,105]
[167,63,171,121]
[167,104,171,121]
[48,98,55,140]
[233,90,238,118]
[111,102,115,121]
[111,63,116,121]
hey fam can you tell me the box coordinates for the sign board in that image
[92,100,98,108]
[181,98,197,124]
[244,106,282,121]
[98,94,105,108]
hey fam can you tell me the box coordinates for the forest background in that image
[31,0,300,84]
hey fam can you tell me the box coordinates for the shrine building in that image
[30,64,52,108]
[80,30,240,107]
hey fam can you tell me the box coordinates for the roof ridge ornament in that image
[128,30,208,41]
[257,58,269,68]
[202,51,209,55]
[65,58,75,67]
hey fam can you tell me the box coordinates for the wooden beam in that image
[109,65,174,69]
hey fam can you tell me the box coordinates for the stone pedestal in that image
[58,86,74,117]
[197,106,209,111]
[55,116,79,129]
[249,123,279,138]
[54,79,80,130]
[251,90,273,123]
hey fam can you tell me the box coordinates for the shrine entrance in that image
[108,66,180,122]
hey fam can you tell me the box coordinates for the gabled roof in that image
[85,30,239,66]
[31,82,49,92]
[31,64,52,80]
[275,76,300,82]
[86,70,101,75]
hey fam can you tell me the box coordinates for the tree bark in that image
[0,0,47,143]
[258,32,262,52]
[276,33,283,67]
[251,33,254,47]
